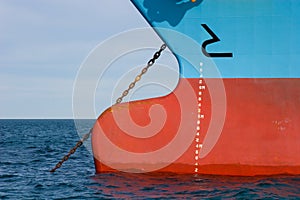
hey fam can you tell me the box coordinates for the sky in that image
[0,0,178,119]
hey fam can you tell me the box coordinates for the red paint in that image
[92,78,300,176]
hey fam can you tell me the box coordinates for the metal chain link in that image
[50,44,167,172]
[115,44,166,104]
[49,128,92,172]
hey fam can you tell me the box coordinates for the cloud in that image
[0,0,170,118]
[0,0,147,66]
[0,73,74,118]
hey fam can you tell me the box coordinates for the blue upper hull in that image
[131,0,300,78]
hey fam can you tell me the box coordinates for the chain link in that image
[115,44,166,104]
[50,44,166,173]
[49,128,92,172]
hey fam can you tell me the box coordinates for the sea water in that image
[1,119,299,199]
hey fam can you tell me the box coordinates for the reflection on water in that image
[143,0,203,26]
[90,172,300,199]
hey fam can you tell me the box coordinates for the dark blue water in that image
[1,119,300,199]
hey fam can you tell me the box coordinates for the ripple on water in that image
[1,120,300,199]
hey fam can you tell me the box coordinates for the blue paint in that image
[131,0,300,78]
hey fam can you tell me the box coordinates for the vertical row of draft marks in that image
[194,62,205,174]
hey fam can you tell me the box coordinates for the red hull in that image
[92,78,300,176]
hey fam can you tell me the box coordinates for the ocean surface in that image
[1,119,300,199]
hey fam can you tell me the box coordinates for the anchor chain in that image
[115,44,166,104]
[50,129,92,172]
[50,44,167,172]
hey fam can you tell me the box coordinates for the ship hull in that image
[92,78,300,176]
[92,0,300,176]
